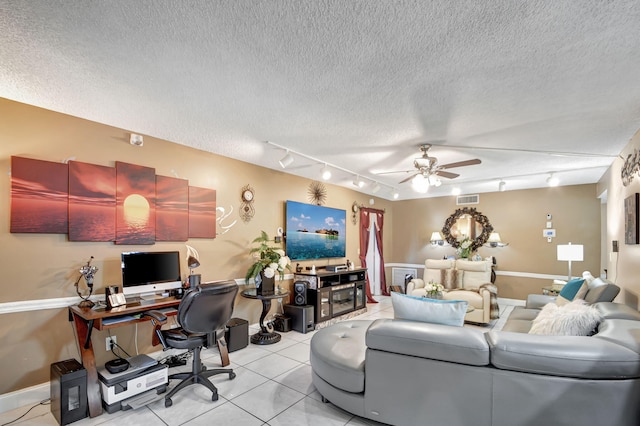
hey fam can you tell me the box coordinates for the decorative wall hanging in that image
[188,186,217,238]
[442,207,493,251]
[115,161,156,245]
[240,184,255,222]
[621,148,640,186]
[625,193,639,244]
[156,175,189,241]
[10,156,69,233]
[308,180,327,205]
[10,156,217,243]
[351,202,359,225]
[69,161,116,241]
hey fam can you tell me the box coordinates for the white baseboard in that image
[0,382,50,414]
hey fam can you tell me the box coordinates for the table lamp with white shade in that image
[557,243,584,281]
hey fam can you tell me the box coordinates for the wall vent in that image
[456,194,480,205]
[391,267,418,291]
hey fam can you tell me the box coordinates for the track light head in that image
[279,151,294,168]
[321,164,331,180]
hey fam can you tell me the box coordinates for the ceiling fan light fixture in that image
[321,164,331,180]
[412,174,429,193]
[547,173,559,187]
[279,151,294,168]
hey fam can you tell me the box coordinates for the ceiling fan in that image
[383,144,481,184]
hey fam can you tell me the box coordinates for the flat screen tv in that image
[285,200,346,261]
[121,251,182,299]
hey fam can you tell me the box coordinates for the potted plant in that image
[245,231,291,295]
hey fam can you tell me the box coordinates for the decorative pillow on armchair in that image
[391,292,468,327]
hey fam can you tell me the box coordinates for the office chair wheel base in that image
[229,372,236,380]
[165,398,173,408]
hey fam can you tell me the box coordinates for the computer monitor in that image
[121,251,182,300]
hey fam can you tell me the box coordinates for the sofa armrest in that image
[366,318,490,366]
[525,294,556,309]
[487,330,640,379]
[405,278,424,295]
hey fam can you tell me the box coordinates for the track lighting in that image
[392,189,399,199]
[353,176,365,188]
[451,187,461,196]
[321,164,331,180]
[499,180,506,192]
[371,182,381,194]
[547,173,559,187]
[279,151,294,168]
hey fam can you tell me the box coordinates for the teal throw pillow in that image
[559,278,586,300]
[391,292,468,327]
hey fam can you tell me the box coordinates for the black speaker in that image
[225,318,249,352]
[293,281,308,305]
[284,304,314,334]
[50,359,88,425]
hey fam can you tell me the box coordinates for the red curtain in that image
[358,208,388,303]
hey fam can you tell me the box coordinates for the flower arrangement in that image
[425,281,444,297]
[456,237,473,259]
[245,231,291,282]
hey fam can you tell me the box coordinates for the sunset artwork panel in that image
[189,186,216,238]
[10,156,69,233]
[116,161,156,245]
[69,161,116,241]
[156,175,188,241]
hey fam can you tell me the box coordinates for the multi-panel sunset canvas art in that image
[10,156,216,243]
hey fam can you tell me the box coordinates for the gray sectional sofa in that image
[310,295,640,426]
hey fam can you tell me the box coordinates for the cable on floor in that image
[0,399,50,426]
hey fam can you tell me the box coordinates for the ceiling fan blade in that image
[440,159,481,169]
[376,169,415,175]
[435,170,459,179]
[399,173,420,184]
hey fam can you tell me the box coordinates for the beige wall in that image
[0,99,394,394]
[600,128,640,309]
[389,185,602,300]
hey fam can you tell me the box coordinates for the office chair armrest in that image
[143,310,169,349]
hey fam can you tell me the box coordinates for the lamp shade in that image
[557,244,583,261]
[430,231,443,242]
[186,245,201,269]
[488,232,502,243]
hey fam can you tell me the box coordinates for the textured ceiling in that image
[1,0,639,200]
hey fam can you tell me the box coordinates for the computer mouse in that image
[105,358,130,374]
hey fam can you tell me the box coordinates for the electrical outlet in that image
[106,336,117,351]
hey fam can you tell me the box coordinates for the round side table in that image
[241,288,289,345]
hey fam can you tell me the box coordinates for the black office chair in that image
[146,280,239,407]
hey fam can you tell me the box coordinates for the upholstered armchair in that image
[405,259,456,297]
[442,260,495,324]
[405,259,496,324]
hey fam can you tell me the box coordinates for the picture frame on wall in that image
[624,193,639,244]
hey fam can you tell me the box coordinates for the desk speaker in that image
[293,281,308,305]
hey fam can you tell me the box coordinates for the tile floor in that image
[0,296,522,426]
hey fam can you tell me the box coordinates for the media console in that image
[293,268,366,324]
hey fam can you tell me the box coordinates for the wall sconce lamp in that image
[557,242,584,280]
[279,151,294,168]
[430,231,445,246]
[486,232,508,247]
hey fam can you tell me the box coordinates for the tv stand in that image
[294,268,366,324]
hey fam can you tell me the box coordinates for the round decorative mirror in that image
[442,207,493,251]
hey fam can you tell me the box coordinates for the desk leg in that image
[250,299,282,345]
[71,312,103,418]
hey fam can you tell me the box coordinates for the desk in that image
[241,288,289,345]
[68,297,180,418]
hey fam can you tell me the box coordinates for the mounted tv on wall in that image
[285,200,346,261]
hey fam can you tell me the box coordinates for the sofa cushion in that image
[529,300,601,336]
[455,260,491,290]
[556,278,587,305]
[309,320,372,393]
[594,302,640,321]
[424,259,457,289]
[584,283,620,304]
[391,292,468,327]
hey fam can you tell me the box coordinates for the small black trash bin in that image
[50,359,88,425]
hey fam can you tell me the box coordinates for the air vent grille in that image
[456,194,480,205]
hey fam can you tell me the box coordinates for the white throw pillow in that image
[529,299,602,336]
[588,277,608,290]
[391,292,468,327]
